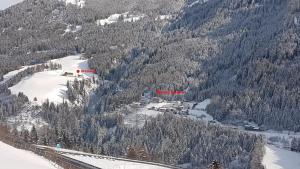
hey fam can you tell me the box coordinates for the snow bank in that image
[0,66,28,85]
[9,55,95,104]
[0,141,61,169]
[38,145,171,169]
[262,145,300,169]
[65,154,169,169]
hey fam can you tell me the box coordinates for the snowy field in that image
[0,141,61,169]
[186,99,215,122]
[9,55,95,104]
[263,145,300,169]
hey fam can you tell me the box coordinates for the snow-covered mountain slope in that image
[0,141,61,169]
[262,145,300,169]
[9,55,96,104]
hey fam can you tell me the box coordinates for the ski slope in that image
[262,145,300,169]
[9,55,95,104]
[0,141,60,169]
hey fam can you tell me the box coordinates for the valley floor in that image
[263,145,300,169]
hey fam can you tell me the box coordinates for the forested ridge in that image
[0,0,299,168]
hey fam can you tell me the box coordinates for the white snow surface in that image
[62,0,85,8]
[64,25,82,34]
[187,99,216,122]
[262,145,300,169]
[96,13,145,26]
[155,15,172,20]
[0,141,61,169]
[188,0,210,7]
[65,154,169,169]
[0,0,24,10]
[9,55,94,104]
[294,17,299,26]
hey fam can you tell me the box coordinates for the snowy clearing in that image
[96,13,145,26]
[61,0,85,8]
[155,15,172,21]
[262,145,300,169]
[186,99,217,122]
[9,55,95,104]
[0,141,61,169]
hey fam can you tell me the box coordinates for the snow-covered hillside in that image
[9,55,96,104]
[263,145,300,169]
[0,141,61,169]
